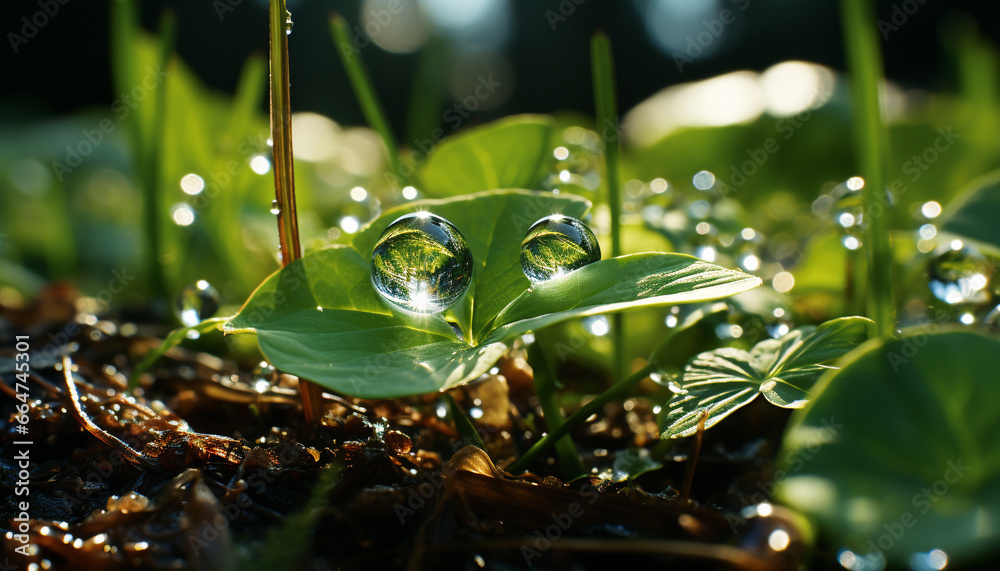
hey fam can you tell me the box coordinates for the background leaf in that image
[417,115,554,196]
[777,330,1000,563]
[659,317,871,439]
[940,170,1000,255]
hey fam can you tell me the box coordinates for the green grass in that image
[591,31,627,380]
[841,0,895,338]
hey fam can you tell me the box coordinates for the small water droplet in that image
[285,11,293,35]
[520,215,600,282]
[371,212,473,313]
[174,280,220,327]
[270,200,280,215]
[927,245,992,305]
[171,203,196,226]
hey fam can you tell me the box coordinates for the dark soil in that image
[1,286,815,570]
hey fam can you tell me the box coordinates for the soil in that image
[1,285,813,570]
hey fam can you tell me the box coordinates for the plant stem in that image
[144,10,175,303]
[269,0,302,266]
[529,341,586,479]
[128,317,229,388]
[841,0,894,338]
[330,14,404,186]
[591,32,627,380]
[509,364,653,475]
[269,0,322,422]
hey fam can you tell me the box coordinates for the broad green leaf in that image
[659,317,871,439]
[486,253,762,342]
[417,115,554,196]
[940,170,1000,255]
[227,191,762,399]
[777,330,1000,564]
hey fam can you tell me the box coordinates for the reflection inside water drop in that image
[520,215,601,282]
[174,280,220,327]
[370,212,473,313]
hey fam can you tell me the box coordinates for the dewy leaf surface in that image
[227,191,762,398]
[659,317,871,439]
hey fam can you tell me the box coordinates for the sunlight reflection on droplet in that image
[919,224,937,239]
[843,236,861,250]
[921,201,942,219]
[773,271,795,293]
[250,154,271,174]
[341,216,360,234]
[171,203,195,226]
[767,529,790,551]
[402,186,418,200]
[180,173,204,195]
[693,170,715,190]
[846,176,865,190]
[350,187,368,202]
[650,178,668,193]
[553,146,569,160]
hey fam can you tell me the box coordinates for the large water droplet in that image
[520,215,601,282]
[174,280,220,327]
[927,245,992,305]
[371,212,473,313]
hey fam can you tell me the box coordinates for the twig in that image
[681,410,708,502]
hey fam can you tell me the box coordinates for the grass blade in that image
[330,13,404,185]
[841,0,894,338]
[591,31,626,379]
[530,340,586,479]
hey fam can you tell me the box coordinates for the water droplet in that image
[920,201,942,219]
[520,215,601,282]
[927,245,992,305]
[402,186,419,200]
[285,11,293,35]
[249,154,271,174]
[171,203,196,226]
[692,170,716,190]
[174,280,220,327]
[270,200,280,215]
[583,315,609,336]
[180,173,205,195]
[371,212,473,313]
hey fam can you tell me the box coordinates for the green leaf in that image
[227,191,761,399]
[486,253,762,343]
[417,115,554,196]
[610,448,663,483]
[940,170,1000,255]
[659,316,871,439]
[777,330,1000,563]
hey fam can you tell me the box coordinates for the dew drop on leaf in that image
[174,280,220,327]
[520,214,601,283]
[371,212,473,313]
[927,244,992,306]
